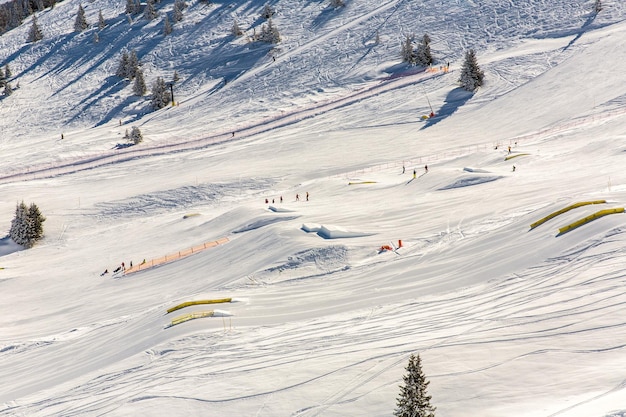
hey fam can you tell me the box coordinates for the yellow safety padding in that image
[558,208,624,235]
[348,181,377,185]
[183,213,200,219]
[169,310,215,327]
[504,153,529,161]
[530,200,606,230]
[167,298,233,314]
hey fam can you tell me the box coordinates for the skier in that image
[512,165,516,172]
[413,169,416,179]
[280,196,283,203]
[101,269,108,276]
[424,164,428,173]
[296,193,300,201]
[306,192,309,201]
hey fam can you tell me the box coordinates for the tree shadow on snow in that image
[563,12,598,51]
[421,87,473,129]
[0,236,22,258]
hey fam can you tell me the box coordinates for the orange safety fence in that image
[125,237,229,275]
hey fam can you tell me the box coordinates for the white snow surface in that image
[1,0,626,416]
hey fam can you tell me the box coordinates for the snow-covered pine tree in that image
[401,33,415,65]
[4,64,11,78]
[232,18,243,36]
[330,0,345,7]
[150,76,171,110]
[173,70,180,82]
[256,18,280,43]
[130,126,143,144]
[394,354,436,417]
[128,50,139,79]
[116,51,129,78]
[133,69,146,96]
[9,201,28,246]
[173,0,184,22]
[594,0,602,13]
[414,33,433,66]
[74,4,88,32]
[374,30,380,45]
[98,9,106,29]
[27,15,43,42]
[262,4,274,19]
[163,13,172,35]
[458,48,484,91]
[4,82,13,96]
[93,31,99,43]
[24,203,45,248]
[143,0,157,20]
[0,67,5,87]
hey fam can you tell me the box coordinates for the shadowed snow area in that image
[1,0,626,416]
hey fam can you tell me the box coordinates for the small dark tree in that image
[414,33,433,66]
[4,64,12,78]
[261,4,274,19]
[458,49,484,91]
[98,9,106,29]
[4,82,13,96]
[401,33,415,64]
[74,4,88,32]
[133,69,146,96]
[173,0,185,21]
[163,13,172,35]
[144,0,157,20]
[255,18,280,43]
[27,15,43,42]
[116,51,129,78]
[232,18,243,36]
[129,126,143,144]
[150,76,171,110]
[394,354,436,417]
[594,0,602,13]
[330,0,345,7]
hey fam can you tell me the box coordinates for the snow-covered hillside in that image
[2,0,626,416]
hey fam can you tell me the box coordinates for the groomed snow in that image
[1,0,626,416]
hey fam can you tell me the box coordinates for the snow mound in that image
[268,205,296,212]
[439,175,503,190]
[317,224,375,239]
[463,167,491,173]
[233,215,300,233]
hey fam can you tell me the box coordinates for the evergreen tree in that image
[232,18,243,36]
[394,354,436,417]
[0,67,5,87]
[27,15,43,42]
[401,33,415,65]
[4,64,11,78]
[261,4,274,19]
[25,203,45,247]
[4,82,13,96]
[255,18,280,43]
[133,69,146,96]
[98,9,106,29]
[458,49,484,91]
[594,0,602,13]
[143,0,157,20]
[130,126,143,144]
[173,0,185,21]
[116,51,129,78]
[93,31,99,43]
[330,0,345,7]
[173,70,180,82]
[150,76,171,110]
[163,12,172,35]
[10,201,45,248]
[74,4,88,32]
[128,49,139,79]
[414,33,433,66]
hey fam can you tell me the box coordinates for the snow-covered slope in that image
[1,0,626,416]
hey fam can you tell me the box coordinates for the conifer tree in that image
[163,13,172,35]
[594,0,602,13]
[173,0,185,21]
[414,33,433,66]
[0,67,5,87]
[458,49,484,91]
[74,4,88,32]
[173,70,180,82]
[98,9,106,29]
[401,34,415,65]
[4,82,13,96]
[128,49,139,79]
[133,69,146,96]
[256,18,280,43]
[4,64,11,78]
[262,4,274,19]
[27,15,43,42]
[232,18,243,36]
[394,354,436,417]
[93,31,99,43]
[10,201,45,248]
[150,76,171,110]
[130,126,143,144]
[330,0,345,7]
[144,0,157,20]
[116,51,129,78]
